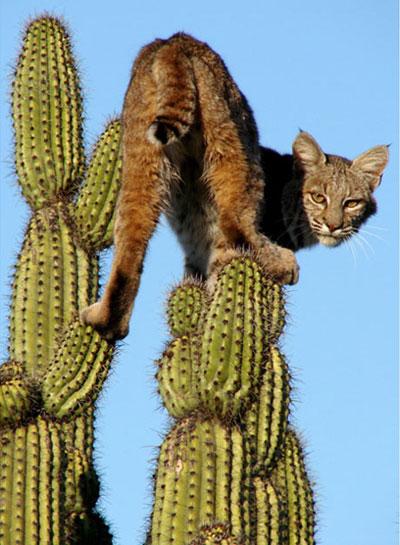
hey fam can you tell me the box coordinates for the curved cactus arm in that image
[198,258,284,417]
[270,429,316,544]
[245,346,291,474]
[156,335,200,418]
[9,207,96,375]
[0,361,32,425]
[74,119,122,251]
[167,281,206,336]
[42,322,114,419]
[11,17,84,208]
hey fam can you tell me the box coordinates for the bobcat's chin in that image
[317,234,344,247]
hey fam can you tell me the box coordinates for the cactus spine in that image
[151,257,316,544]
[1,16,121,544]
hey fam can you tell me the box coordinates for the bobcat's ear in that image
[351,145,389,191]
[293,131,326,173]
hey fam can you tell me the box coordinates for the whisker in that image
[356,232,375,255]
[366,225,388,232]
[360,229,387,244]
[353,234,372,260]
[345,238,357,268]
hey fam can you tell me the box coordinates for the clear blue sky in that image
[0,1,398,544]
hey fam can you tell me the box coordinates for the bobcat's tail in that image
[147,38,197,145]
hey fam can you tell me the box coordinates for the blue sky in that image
[0,1,398,544]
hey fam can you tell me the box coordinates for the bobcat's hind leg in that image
[81,137,167,341]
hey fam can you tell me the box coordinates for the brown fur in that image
[81,34,388,341]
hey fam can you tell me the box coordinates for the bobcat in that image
[81,33,388,341]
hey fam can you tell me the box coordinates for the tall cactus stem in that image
[150,257,315,544]
[2,15,120,544]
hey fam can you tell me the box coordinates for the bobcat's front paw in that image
[262,246,300,285]
[80,302,129,342]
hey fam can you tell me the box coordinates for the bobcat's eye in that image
[310,192,326,205]
[345,199,363,209]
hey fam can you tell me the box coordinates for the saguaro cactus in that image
[150,257,316,544]
[0,16,121,544]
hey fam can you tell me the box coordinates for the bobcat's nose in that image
[327,222,341,232]
[322,221,343,234]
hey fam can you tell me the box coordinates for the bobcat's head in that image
[293,131,389,247]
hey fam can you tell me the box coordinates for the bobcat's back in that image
[124,33,265,275]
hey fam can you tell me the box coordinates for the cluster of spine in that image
[150,257,316,544]
[1,16,121,544]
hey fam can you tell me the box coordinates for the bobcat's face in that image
[302,158,376,247]
[292,132,389,248]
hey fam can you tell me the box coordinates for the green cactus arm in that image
[11,17,84,208]
[245,346,291,474]
[42,322,114,419]
[284,431,315,544]
[9,207,96,375]
[198,257,284,417]
[167,281,206,336]
[0,361,32,425]
[74,119,122,250]
[269,429,316,545]
[156,334,200,417]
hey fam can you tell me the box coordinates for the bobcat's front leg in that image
[193,57,299,286]
[203,138,299,285]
